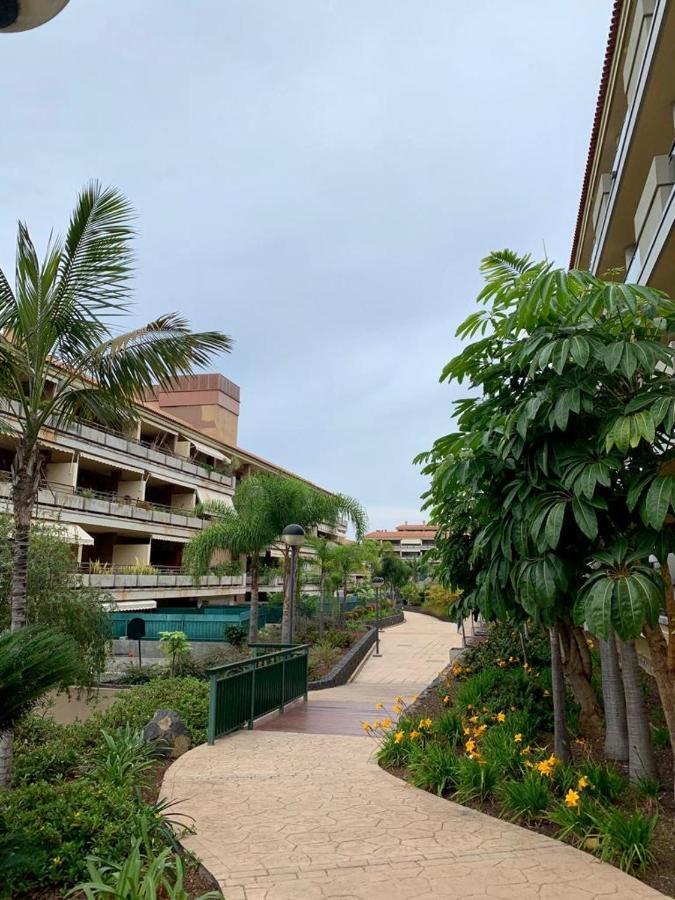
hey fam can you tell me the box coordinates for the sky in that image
[1,1,613,531]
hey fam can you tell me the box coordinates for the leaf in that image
[605,416,631,453]
[611,576,647,640]
[626,471,652,512]
[630,572,662,629]
[584,578,613,637]
[619,344,637,379]
[569,335,590,368]
[571,497,598,541]
[603,342,624,373]
[643,476,674,530]
[544,501,566,550]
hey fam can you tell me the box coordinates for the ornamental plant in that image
[418,252,675,781]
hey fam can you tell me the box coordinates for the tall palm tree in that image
[0,182,232,633]
[184,500,275,645]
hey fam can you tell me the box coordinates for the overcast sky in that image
[2,1,612,530]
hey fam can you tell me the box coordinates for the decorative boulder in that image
[143,709,192,758]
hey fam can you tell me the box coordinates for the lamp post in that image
[0,0,69,32]
[372,576,384,657]
[281,524,305,644]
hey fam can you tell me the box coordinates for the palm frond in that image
[0,626,79,730]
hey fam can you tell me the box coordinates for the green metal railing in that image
[207,644,309,743]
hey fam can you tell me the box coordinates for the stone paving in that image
[162,612,666,899]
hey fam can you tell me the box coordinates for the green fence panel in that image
[207,645,308,743]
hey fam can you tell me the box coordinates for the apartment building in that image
[0,373,345,611]
[364,523,437,560]
[570,0,674,295]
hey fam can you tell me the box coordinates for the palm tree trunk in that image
[318,571,326,639]
[616,636,656,782]
[10,442,41,631]
[550,621,570,761]
[559,621,603,739]
[248,560,259,645]
[598,635,628,761]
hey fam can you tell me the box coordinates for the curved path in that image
[163,612,665,900]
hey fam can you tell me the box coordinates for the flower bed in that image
[369,623,675,897]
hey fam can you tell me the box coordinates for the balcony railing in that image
[78,564,245,590]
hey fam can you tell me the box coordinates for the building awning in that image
[151,533,189,544]
[77,451,145,477]
[400,538,423,546]
[191,439,227,462]
[196,486,233,506]
[104,600,158,612]
[36,521,94,546]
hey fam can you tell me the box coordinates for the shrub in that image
[407,742,459,796]
[454,666,553,732]
[323,628,353,650]
[0,779,168,893]
[636,776,660,801]
[479,726,525,776]
[12,716,91,785]
[308,643,341,680]
[497,771,551,822]
[547,798,599,846]
[91,677,209,745]
[377,716,418,768]
[453,756,499,803]
[590,807,658,873]
[224,624,247,649]
[461,622,551,672]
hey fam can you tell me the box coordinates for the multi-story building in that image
[570,0,674,295]
[364,523,437,561]
[0,373,345,611]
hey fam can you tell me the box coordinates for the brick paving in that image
[162,612,666,899]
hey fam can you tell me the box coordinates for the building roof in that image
[569,0,625,268]
[365,524,437,542]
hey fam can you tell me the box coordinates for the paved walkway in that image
[163,612,665,900]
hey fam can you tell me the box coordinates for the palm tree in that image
[184,500,275,645]
[0,626,79,787]
[0,182,232,633]
[328,543,368,625]
[305,536,335,637]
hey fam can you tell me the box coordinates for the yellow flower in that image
[410,730,421,740]
[524,759,534,768]
[381,717,393,729]
[514,733,523,743]
[393,704,404,715]
[496,712,506,723]
[577,775,590,790]
[361,721,372,732]
[536,759,554,777]
[467,704,474,710]
[520,745,532,755]
[510,705,516,712]
[395,695,404,703]
[420,718,433,729]
[498,660,507,668]
[52,857,62,866]
[465,738,476,754]
[442,694,450,704]
[469,715,479,724]
[373,719,381,729]
[394,730,405,744]
[375,702,384,710]
[565,789,581,808]
[543,689,550,697]
[546,754,559,768]
[474,723,487,735]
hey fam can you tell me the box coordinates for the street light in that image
[281,524,305,643]
[0,0,69,32]
[372,576,384,657]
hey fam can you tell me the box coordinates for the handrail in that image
[207,644,309,678]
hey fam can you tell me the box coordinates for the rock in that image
[143,709,192,758]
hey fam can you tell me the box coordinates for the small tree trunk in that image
[617,636,656,783]
[550,621,570,761]
[598,635,628,761]
[643,622,675,798]
[318,571,326,639]
[248,560,259,645]
[0,731,13,789]
[559,621,603,739]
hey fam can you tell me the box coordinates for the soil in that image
[382,658,675,899]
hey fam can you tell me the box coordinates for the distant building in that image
[570,0,674,295]
[364,523,437,560]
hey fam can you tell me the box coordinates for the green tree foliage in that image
[0,516,111,686]
[418,251,675,767]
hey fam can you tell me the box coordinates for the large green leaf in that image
[544,501,566,550]
[571,497,598,541]
[583,578,614,637]
[611,576,646,639]
[643,475,674,530]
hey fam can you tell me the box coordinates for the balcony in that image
[79,563,245,599]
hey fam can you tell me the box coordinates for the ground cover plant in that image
[371,622,675,896]
[0,677,214,898]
